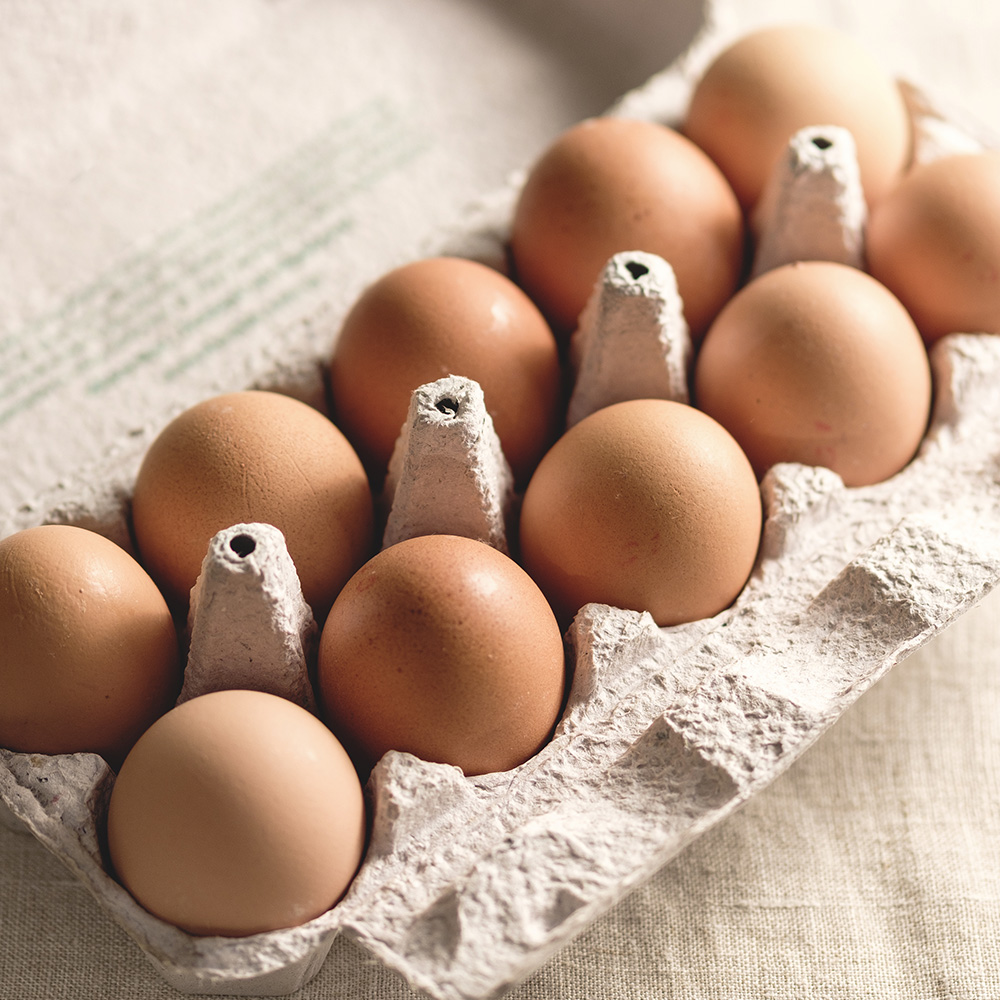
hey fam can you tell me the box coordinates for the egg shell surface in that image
[694,260,932,487]
[866,151,1000,343]
[106,689,366,938]
[509,117,745,338]
[682,23,911,213]
[317,533,566,777]
[0,524,180,768]
[329,256,563,488]
[132,390,374,619]
[518,398,762,628]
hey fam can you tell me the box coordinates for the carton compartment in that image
[4,9,1000,1000]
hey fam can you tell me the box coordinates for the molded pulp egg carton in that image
[4,4,1000,999]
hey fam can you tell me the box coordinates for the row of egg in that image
[515,22,1000,348]
[4,20,999,943]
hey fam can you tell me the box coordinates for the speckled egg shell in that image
[694,260,932,486]
[866,151,1000,343]
[317,533,566,777]
[0,524,180,768]
[518,398,762,628]
[132,390,374,619]
[329,257,563,488]
[509,117,745,339]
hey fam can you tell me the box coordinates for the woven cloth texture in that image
[3,583,998,1000]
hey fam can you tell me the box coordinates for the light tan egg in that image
[694,260,932,486]
[518,399,762,628]
[682,24,911,213]
[866,151,1000,343]
[0,524,180,768]
[106,689,366,938]
[509,116,745,339]
[132,390,374,619]
[329,256,563,488]
[317,533,566,777]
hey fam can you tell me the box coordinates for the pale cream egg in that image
[107,689,366,937]
[682,23,912,213]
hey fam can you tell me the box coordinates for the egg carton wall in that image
[4,4,1000,999]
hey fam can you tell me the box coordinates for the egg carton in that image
[4,7,1000,999]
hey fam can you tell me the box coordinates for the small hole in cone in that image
[230,534,257,557]
[436,398,460,416]
[625,261,649,280]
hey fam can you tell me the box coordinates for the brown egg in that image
[0,524,180,768]
[518,399,762,628]
[329,256,563,487]
[694,261,932,486]
[317,534,566,776]
[682,24,911,213]
[866,151,1000,343]
[509,116,745,338]
[132,390,374,619]
[107,689,366,937]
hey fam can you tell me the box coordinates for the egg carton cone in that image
[5,7,1000,999]
[180,522,319,713]
[0,524,334,995]
[382,375,515,553]
[566,250,691,428]
[751,124,868,277]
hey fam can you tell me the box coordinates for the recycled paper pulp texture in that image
[1,0,1000,998]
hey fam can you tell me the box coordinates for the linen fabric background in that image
[2,0,1000,997]
[2,580,998,999]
